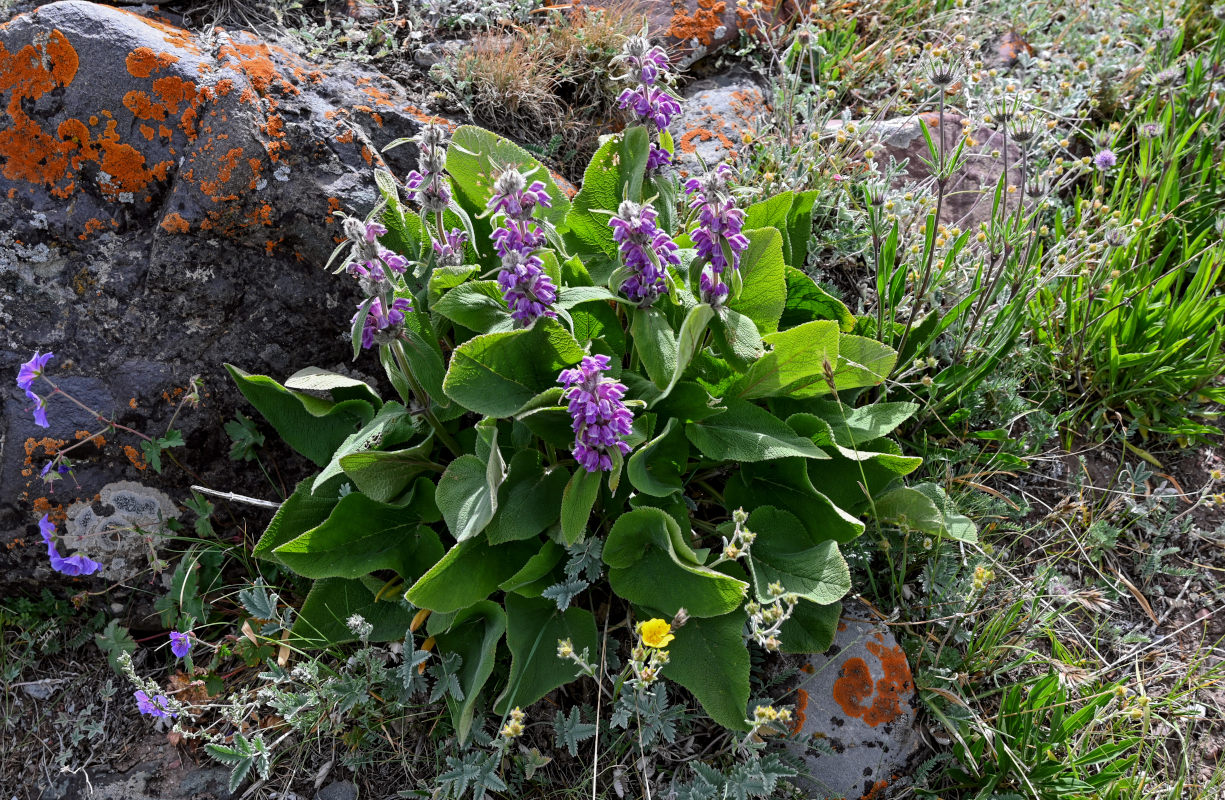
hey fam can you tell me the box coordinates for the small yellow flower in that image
[637,618,675,649]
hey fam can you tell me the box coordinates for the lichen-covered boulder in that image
[0,2,450,585]
[0,0,447,260]
[784,603,921,800]
[672,72,767,176]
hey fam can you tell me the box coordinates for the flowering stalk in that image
[610,200,679,307]
[684,164,749,307]
[614,36,680,174]
[488,169,558,326]
[558,354,633,473]
[38,514,102,576]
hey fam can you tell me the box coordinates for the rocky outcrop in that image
[0,2,448,575]
[672,72,767,176]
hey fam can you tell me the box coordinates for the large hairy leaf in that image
[495,594,598,714]
[727,227,787,335]
[745,507,850,605]
[407,538,540,613]
[666,610,752,731]
[443,318,585,417]
[292,577,415,647]
[433,601,506,744]
[685,399,828,462]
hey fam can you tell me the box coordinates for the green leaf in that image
[875,484,977,542]
[779,599,840,654]
[744,191,796,235]
[817,334,897,395]
[630,307,678,389]
[745,507,850,605]
[226,364,373,467]
[339,435,437,504]
[495,594,598,714]
[785,190,818,268]
[781,267,854,331]
[561,468,602,546]
[312,402,416,492]
[727,227,786,335]
[274,493,444,581]
[293,577,415,647]
[627,418,688,497]
[685,399,828,462]
[666,610,751,730]
[284,367,384,408]
[434,281,514,333]
[436,449,505,543]
[565,128,649,257]
[443,318,585,417]
[486,452,569,544]
[724,459,864,543]
[816,400,918,444]
[603,508,746,618]
[434,601,506,744]
[395,312,450,405]
[733,320,841,399]
[657,303,714,402]
[499,539,565,596]
[253,480,339,560]
[406,538,541,613]
[709,306,765,371]
[429,265,480,303]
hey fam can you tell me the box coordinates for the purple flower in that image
[433,228,468,266]
[617,85,683,131]
[559,355,634,473]
[354,297,413,350]
[343,219,408,283]
[488,170,552,222]
[362,222,388,241]
[610,200,679,306]
[31,398,49,428]
[498,249,558,325]
[406,124,452,213]
[685,164,749,307]
[38,514,102,577]
[646,143,672,173]
[1093,149,1117,170]
[134,690,176,718]
[169,630,192,658]
[17,350,53,394]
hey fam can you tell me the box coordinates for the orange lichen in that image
[160,212,190,233]
[128,398,138,409]
[861,779,890,800]
[125,47,179,79]
[668,0,728,46]
[123,444,148,471]
[832,642,913,727]
[677,127,736,155]
[0,29,79,187]
[789,688,809,736]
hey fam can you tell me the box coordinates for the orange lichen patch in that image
[32,496,66,522]
[158,124,173,139]
[360,145,373,165]
[404,104,457,130]
[125,47,179,79]
[335,129,354,144]
[111,7,202,54]
[24,436,67,465]
[160,212,190,233]
[799,662,816,674]
[128,398,138,409]
[832,642,913,727]
[0,29,79,188]
[123,444,148,471]
[217,39,298,96]
[789,688,809,736]
[78,217,107,240]
[139,124,156,141]
[678,126,736,155]
[199,146,244,199]
[74,429,106,448]
[669,0,728,46]
[860,779,890,800]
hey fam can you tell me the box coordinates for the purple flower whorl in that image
[488,169,558,326]
[614,36,678,175]
[354,297,413,350]
[344,218,408,286]
[610,200,679,306]
[684,163,749,307]
[559,354,634,473]
[405,124,452,213]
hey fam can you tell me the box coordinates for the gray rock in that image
[317,780,358,800]
[64,480,178,581]
[0,1,457,583]
[672,73,767,177]
[783,603,921,800]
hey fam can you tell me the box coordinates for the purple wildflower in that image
[617,85,683,131]
[1093,149,1117,170]
[685,164,749,307]
[134,690,176,718]
[354,297,413,350]
[169,630,192,658]
[433,227,468,266]
[17,350,53,398]
[488,169,558,326]
[558,354,634,473]
[488,170,552,222]
[38,514,102,577]
[343,218,408,285]
[610,200,679,306]
[405,124,452,213]
[646,143,672,172]
[497,249,558,325]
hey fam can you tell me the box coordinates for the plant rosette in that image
[227,121,975,737]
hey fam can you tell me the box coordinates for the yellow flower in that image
[637,618,675,649]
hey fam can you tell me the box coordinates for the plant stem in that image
[390,340,462,457]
